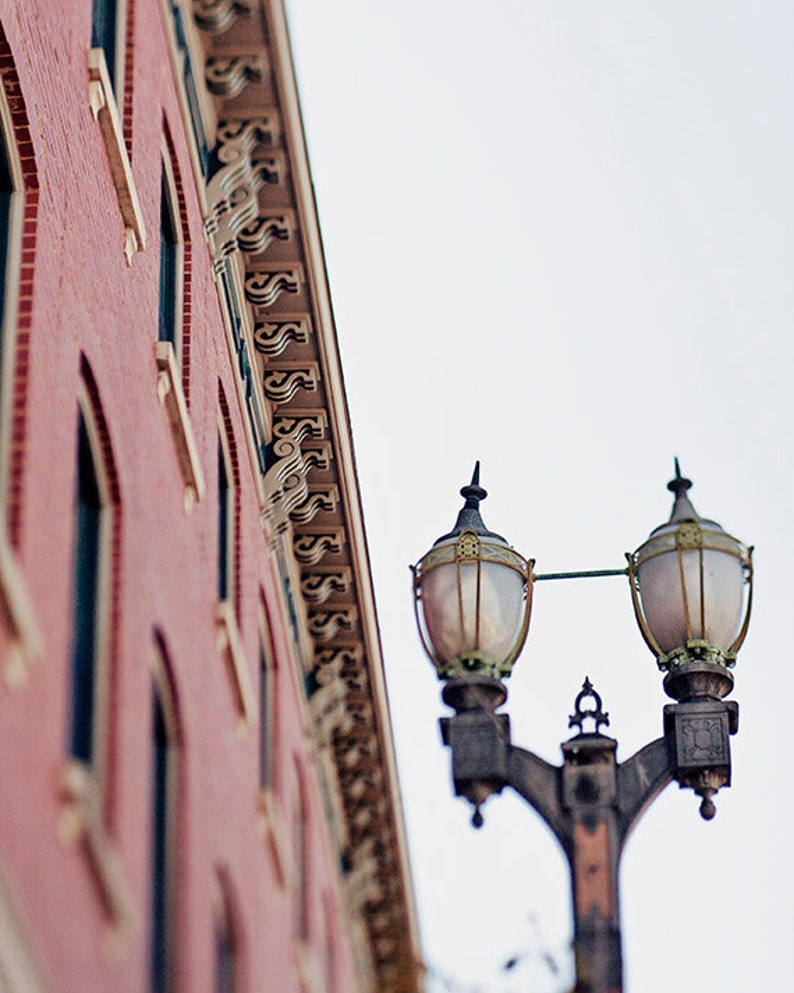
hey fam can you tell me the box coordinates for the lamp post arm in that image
[506,745,568,847]
[615,734,674,850]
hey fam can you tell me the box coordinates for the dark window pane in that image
[214,906,235,993]
[169,3,209,174]
[0,120,12,353]
[151,688,171,993]
[91,0,118,88]
[218,441,229,601]
[158,169,178,345]
[69,414,102,764]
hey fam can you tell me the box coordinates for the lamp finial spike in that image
[666,458,698,522]
[460,461,487,507]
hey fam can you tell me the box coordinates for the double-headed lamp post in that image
[411,461,753,993]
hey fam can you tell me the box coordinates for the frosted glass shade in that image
[633,520,750,659]
[413,533,531,679]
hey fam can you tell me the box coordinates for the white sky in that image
[284,4,794,991]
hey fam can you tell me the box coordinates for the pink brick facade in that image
[0,3,422,992]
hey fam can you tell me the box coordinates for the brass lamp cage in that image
[412,529,534,680]
[626,519,754,671]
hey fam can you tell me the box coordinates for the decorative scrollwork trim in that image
[262,362,319,405]
[205,53,268,97]
[244,267,302,308]
[308,606,358,643]
[253,316,312,356]
[301,568,353,605]
[193,0,254,34]
[290,486,339,526]
[272,410,327,446]
[292,528,346,566]
[238,212,292,255]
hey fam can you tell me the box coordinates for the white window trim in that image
[216,599,256,736]
[87,47,146,264]
[156,341,205,512]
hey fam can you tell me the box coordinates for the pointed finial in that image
[667,457,693,500]
[666,458,699,523]
[434,462,507,543]
[460,461,487,508]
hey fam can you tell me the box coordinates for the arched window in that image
[257,615,275,792]
[151,634,180,993]
[218,433,232,603]
[217,386,240,615]
[155,127,203,510]
[68,410,103,764]
[67,373,119,775]
[215,387,253,729]
[158,160,179,350]
[59,370,128,925]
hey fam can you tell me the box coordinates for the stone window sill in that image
[59,761,132,933]
[156,342,205,512]
[257,788,289,889]
[0,538,42,689]
[88,48,146,265]
[216,600,255,736]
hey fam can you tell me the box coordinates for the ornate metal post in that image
[440,674,738,993]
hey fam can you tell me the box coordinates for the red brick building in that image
[0,2,422,991]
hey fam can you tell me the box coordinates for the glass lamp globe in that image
[412,465,533,680]
[627,461,753,670]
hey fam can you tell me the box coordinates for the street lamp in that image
[411,461,753,993]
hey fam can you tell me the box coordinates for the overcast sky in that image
[285,4,794,991]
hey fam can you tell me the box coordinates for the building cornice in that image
[164,2,424,989]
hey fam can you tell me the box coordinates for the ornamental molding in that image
[300,568,353,605]
[289,485,339,526]
[308,606,357,643]
[308,678,355,744]
[215,116,279,149]
[262,439,330,535]
[313,644,364,680]
[205,119,282,261]
[292,528,346,566]
[271,409,326,446]
[193,0,253,34]
[237,211,293,256]
[244,266,302,308]
[262,362,320,406]
[253,316,312,357]
[345,837,383,910]
[185,4,424,985]
[205,53,268,97]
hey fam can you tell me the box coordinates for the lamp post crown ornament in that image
[434,461,508,545]
[667,457,697,520]
[568,677,610,736]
